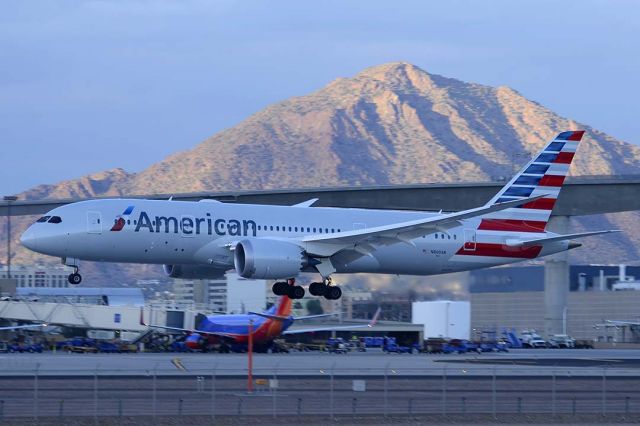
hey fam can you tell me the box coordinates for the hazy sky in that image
[1,0,638,195]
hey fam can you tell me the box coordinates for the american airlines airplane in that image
[20,131,617,300]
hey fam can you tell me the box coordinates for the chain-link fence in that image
[1,364,639,421]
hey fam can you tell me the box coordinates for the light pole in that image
[3,196,18,280]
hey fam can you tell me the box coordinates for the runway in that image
[1,349,639,420]
[0,349,639,376]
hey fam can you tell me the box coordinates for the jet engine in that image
[234,239,307,279]
[163,264,227,279]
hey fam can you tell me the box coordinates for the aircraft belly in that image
[338,241,456,275]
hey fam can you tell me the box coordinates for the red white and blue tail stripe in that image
[480,130,584,232]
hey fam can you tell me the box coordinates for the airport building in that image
[470,265,640,343]
[170,273,268,313]
[0,265,71,288]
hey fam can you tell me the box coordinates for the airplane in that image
[140,288,381,352]
[20,130,619,300]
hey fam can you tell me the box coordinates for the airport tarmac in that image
[1,349,640,376]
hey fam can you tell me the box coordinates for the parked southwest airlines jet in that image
[21,131,617,300]
[142,292,381,351]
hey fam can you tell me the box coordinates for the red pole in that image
[247,319,254,393]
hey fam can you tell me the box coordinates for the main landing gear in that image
[272,277,342,300]
[272,278,305,299]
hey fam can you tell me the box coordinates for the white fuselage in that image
[20,198,568,277]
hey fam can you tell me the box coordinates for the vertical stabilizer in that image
[481,131,584,232]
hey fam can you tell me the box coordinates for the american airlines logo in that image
[110,206,135,231]
[131,211,257,237]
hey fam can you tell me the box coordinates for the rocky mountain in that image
[5,62,640,289]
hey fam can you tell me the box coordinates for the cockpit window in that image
[36,216,51,223]
[48,216,62,224]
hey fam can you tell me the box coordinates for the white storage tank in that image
[412,301,470,339]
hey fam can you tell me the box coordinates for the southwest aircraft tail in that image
[481,130,585,232]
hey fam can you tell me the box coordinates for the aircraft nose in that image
[20,227,39,251]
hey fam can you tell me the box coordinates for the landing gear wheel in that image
[272,281,288,296]
[309,282,327,296]
[288,285,305,299]
[68,273,82,285]
[324,286,342,300]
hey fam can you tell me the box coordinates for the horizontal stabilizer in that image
[292,198,318,207]
[506,230,621,248]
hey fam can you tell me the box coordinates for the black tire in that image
[324,286,342,300]
[309,282,326,296]
[68,273,82,285]
[272,281,288,296]
[288,285,305,299]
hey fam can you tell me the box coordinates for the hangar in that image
[2,175,640,336]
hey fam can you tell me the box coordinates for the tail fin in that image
[266,295,293,317]
[481,131,584,232]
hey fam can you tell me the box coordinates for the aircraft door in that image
[353,222,367,231]
[87,211,102,234]
[463,229,476,251]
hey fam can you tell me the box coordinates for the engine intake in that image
[234,239,306,279]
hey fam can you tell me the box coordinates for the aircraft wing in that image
[0,324,47,331]
[248,312,337,322]
[282,308,381,335]
[301,195,547,255]
[139,310,236,338]
[506,230,621,248]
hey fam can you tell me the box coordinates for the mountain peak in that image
[352,61,437,91]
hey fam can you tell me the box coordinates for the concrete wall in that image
[471,290,640,342]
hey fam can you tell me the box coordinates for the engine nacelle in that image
[163,264,226,280]
[234,239,306,279]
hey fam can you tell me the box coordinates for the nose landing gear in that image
[63,258,82,285]
[67,268,82,285]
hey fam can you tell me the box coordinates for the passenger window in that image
[258,225,261,231]
[276,226,280,231]
[331,229,335,233]
[307,227,310,232]
[270,226,273,231]
[294,227,298,232]
[319,228,323,233]
[36,216,51,223]
[454,235,457,240]
[435,234,438,239]
[288,227,292,232]
[48,216,62,224]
